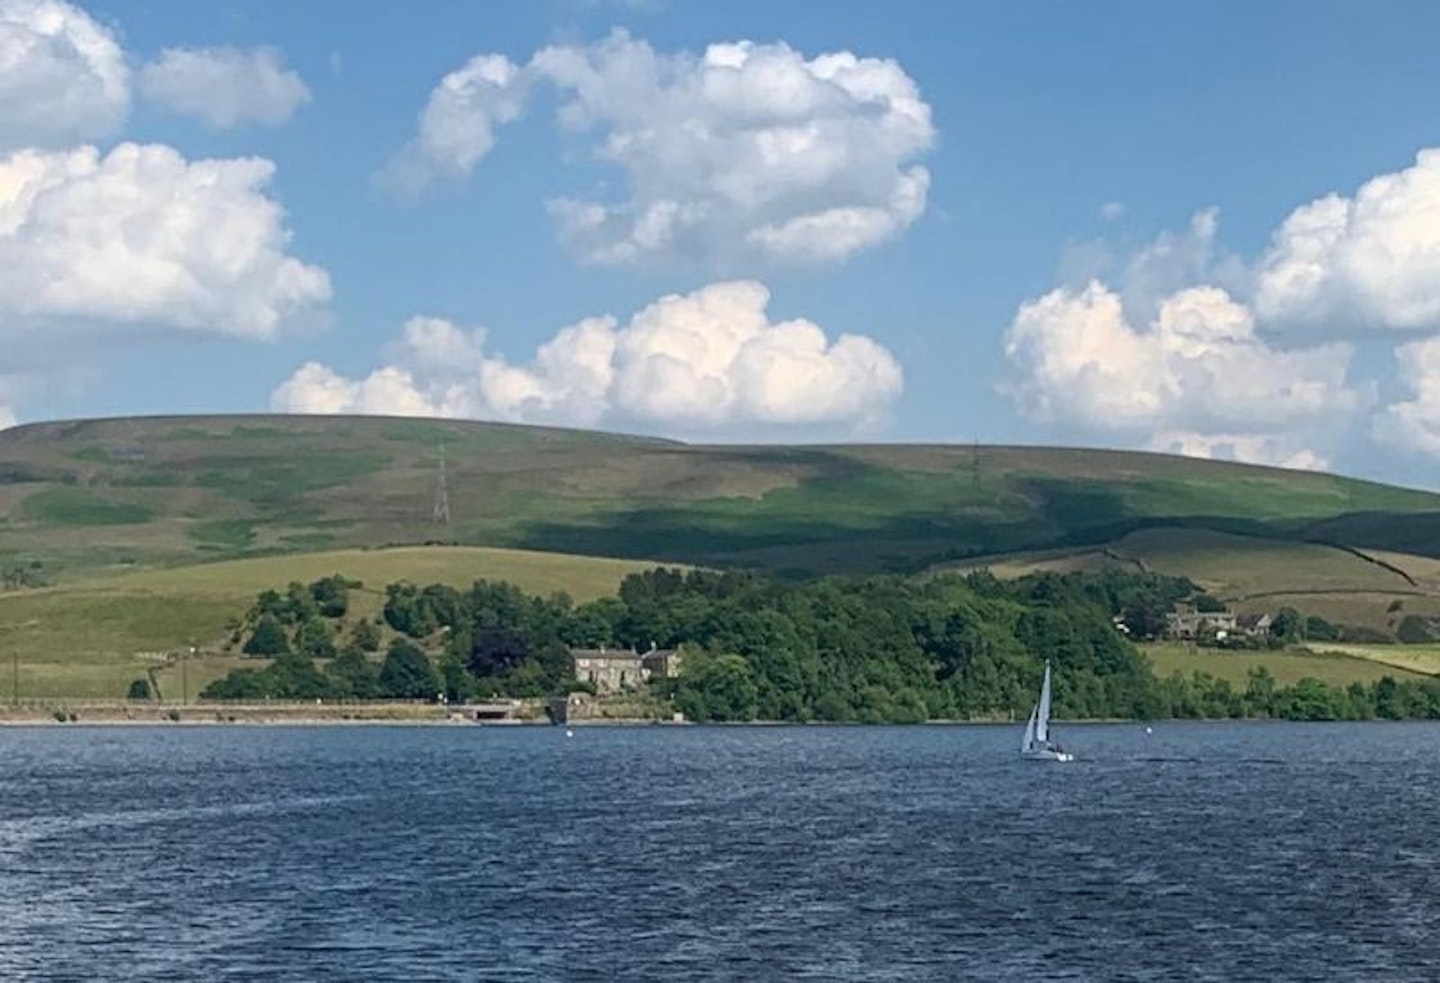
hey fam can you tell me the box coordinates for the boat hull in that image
[1021,748,1074,762]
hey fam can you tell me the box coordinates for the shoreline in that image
[2,705,1428,727]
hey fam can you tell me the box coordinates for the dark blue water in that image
[1,722,1437,981]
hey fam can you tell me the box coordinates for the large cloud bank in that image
[0,143,330,338]
[1006,150,1440,469]
[272,281,902,432]
[0,0,128,150]
[0,1,327,427]
[383,31,935,269]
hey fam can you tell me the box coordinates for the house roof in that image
[570,648,643,663]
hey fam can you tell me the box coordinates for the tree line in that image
[195,566,1440,721]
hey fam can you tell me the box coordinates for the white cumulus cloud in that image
[0,142,331,338]
[1375,336,1440,458]
[272,281,903,432]
[1004,281,1354,467]
[139,46,311,128]
[384,31,935,268]
[1256,149,1440,334]
[1147,431,1330,472]
[378,53,528,195]
[1000,152,1440,470]
[0,373,17,429]
[0,0,128,149]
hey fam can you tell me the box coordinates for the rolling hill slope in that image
[3,414,1440,584]
[0,545,661,700]
[943,527,1440,635]
[6,413,1440,698]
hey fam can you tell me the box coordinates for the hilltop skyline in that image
[5,1,1440,486]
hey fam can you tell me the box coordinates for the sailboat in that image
[1021,661,1074,762]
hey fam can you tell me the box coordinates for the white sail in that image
[1036,662,1053,744]
[1021,660,1072,761]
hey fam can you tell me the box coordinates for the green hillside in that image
[0,545,660,699]
[3,414,1440,584]
[942,527,1440,636]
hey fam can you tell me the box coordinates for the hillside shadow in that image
[509,466,1440,576]
[507,473,1169,573]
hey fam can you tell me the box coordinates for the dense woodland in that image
[198,567,1440,721]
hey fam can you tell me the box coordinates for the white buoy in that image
[565,728,574,738]
[1144,726,1153,735]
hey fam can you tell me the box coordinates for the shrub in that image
[243,614,291,656]
[1396,615,1437,644]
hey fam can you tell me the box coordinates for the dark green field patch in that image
[191,451,391,507]
[228,425,302,439]
[0,463,56,484]
[279,532,338,550]
[106,470,184,487]
[19,488,157,526]
[187,519,257,550]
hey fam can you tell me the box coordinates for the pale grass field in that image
[1140,642,1431,688]
[76,545,662,601]
[945,528,1416,597]
[0,545,663,698]
[2,655,257,703]
[1112,528,1415,597]
[1302,642,1440,677]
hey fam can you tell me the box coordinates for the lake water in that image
[1,722,1437,981]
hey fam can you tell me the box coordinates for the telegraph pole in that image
[432,439,451,526]
[1,620,37,706]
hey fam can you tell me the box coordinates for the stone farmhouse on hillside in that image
[1164,605,1273,641]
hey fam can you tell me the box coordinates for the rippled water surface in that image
[2,722,1437,981]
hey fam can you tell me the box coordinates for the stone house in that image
[569,644,686,692]
[1236,613,1274,637]
[1164,606,1238,640]
[571,647,645,693]
[640,644,683,680]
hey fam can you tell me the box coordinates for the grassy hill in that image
[10,412,1440,699]
[0,545,661,700]
[4,413,1440,586]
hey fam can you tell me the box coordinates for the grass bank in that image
[1140,641,1433,687]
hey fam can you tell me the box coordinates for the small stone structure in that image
[640,645,683,680]
[1236,613,1274,636]
[470,700,522,722]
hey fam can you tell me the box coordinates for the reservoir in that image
[1,722,1436,981]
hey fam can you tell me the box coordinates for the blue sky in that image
[6,2,1440,487]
